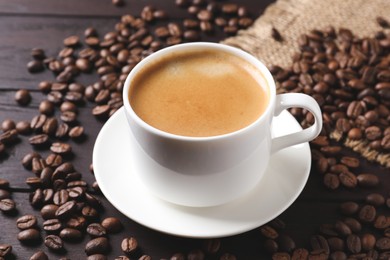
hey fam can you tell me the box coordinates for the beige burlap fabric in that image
[223,0,390,167]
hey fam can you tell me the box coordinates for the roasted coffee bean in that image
[42,188,54,204]
[31,114,47,132]
[0,245,12,258]
[277,234,296,253]
[26,177,42,189]
[291,248,309,260]
[334,220,352,236]
[44,235,63,251]
[30,250,49,260]
[170,252,185,260]
[39,100,55,115]
[30,188,44,208]
[0,189,10,200]
[376,237,390,250]
[41,204,59,220]
[29,134,49,146]
[0,179,9,189]
[323,173,339,189]
[366,193,385,207]
[43,218,62,233]
[82,205,99,219]
[343,218,361,233]
[121,237,138,254]
[16,120,32,135]
[0,129,18,145]
[1,119,15,131]
[338,171,357,188]
[55,200,77,219]
[0,198,15,212]
[59,228,82,241]
[67,187,84,199]
[85,237,110,255]
[53,190,69,205]
[50,142,72,154]
[187,249,204,260]
[374,215,390,229]
[361,233,376,251]
[40,168,54,188]
[330,251,347,260]
[359,205,376,223]
[16,215,38,230]
[310,235,329,254]
[203,239,221,254]
[38,81,52,93]
[60,111,77,124]
[346,234,361,254]
[327,237,344,251]
[69,126,84,139]
[27,60,44,73]
[66,216,87,230]
[55,123,69,139]
[87,223,107,237]
[219,253,236,260]
[272,252,290,260]
[15,89,31,106]
[87,255,107,260]
[45,153,62,167]
[22,152,40,170]
[17,228,40,242]
[357,173,379,187]
[340,156,360,168]
[260,225,279,239]
[101,217,122,233]
[340,201,359,216]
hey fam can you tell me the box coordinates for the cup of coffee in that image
[123,42,322,207]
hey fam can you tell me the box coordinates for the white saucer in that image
[93,107,311,238]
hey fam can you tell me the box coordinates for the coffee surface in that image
[129,49,269,137]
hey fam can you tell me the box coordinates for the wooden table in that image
[0,1,389,259]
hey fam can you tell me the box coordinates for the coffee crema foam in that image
[129,49,269,137]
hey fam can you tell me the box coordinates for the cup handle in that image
[271,93,322,153]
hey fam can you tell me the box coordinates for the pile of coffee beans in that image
[263,20,390,260]
[0,0,255,259]
[271,24,390,166]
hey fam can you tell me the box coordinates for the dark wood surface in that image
[0,1,389,259]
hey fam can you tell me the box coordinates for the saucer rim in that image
[93,107,311,238]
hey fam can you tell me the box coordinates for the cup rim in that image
[122,42,277,141]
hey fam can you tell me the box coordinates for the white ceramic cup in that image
[123,42,322,207]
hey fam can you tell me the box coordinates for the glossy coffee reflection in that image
[128,49,269,137]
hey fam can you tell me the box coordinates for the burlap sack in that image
[223,0,390,167]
